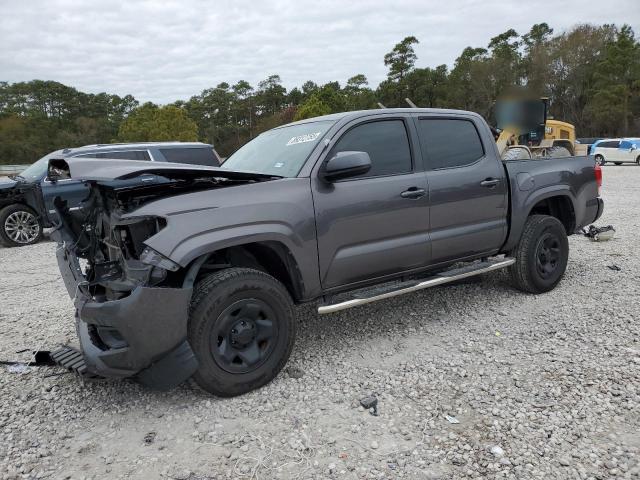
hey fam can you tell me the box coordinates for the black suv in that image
[0,142,221,247]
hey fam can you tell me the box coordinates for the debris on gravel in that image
[0,166,638,479]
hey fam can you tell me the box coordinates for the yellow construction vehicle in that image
[495,97,578,160]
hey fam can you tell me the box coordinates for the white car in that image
[593,138,640,166]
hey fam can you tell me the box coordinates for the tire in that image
[502,147,531,161]
[636,155,640,165]
[188,267,295,397]
[545,146,571,158]
[0,204,43,247]
[614,162,623,166]
[509,215,569,294]
[595,154,606,166]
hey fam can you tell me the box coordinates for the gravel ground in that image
[0,166,638,480]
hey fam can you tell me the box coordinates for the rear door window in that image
[417,118,485,169]
[160,147,220,166]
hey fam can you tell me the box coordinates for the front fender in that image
[163,221,304,267]
[135,178,321,299]
[149,221,320,300]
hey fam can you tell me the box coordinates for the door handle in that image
[480,178,500,188]
[400,187,426,199]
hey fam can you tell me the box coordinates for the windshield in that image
[19,153,58,180]
[222,120,335,177]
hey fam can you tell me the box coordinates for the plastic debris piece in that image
[607,264,621,271]
[6,363,30,374]
[444,414,460,424]
[359,395,378,416]
[489,445,505,457]
[583,224,615,242]
[144,431,157,445]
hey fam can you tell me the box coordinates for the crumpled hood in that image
[48,158,280,183]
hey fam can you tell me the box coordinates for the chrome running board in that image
[317,257,515,314]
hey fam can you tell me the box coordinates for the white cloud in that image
[1,0,638,103]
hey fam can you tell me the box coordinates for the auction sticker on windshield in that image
[286,132,321,146]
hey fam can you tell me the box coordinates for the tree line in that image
[1,22,638,164]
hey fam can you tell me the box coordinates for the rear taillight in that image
[595,163,602,191]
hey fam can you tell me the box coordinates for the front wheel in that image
[595,155,606,166]
[509,215,569,294]
[188,268,296,397]
[0,204,43,247]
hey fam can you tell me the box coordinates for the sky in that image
[1,0,639,104]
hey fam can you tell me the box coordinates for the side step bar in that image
[318,257,515,314]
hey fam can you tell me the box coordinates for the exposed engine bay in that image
[51,157,280,299]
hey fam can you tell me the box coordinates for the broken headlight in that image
[139,246,180,272]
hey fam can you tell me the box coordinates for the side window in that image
[160,147,219,166]
[417,118,484,169]
[73,151,150,160]
[102,150,150,160]
[329,120,412,178]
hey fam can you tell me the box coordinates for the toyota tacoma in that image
[48,108,604,396]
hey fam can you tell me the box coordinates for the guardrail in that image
[0,164,30,175]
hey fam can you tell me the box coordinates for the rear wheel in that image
[509,215,569,294]
[188,267,295,397]
[636,155,640,165]
[595,154,606,166]
[0,204,43,247]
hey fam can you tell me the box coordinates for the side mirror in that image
[320,151,371,182]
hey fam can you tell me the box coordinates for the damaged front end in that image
[49,158,280,390]
[54,190,197,390]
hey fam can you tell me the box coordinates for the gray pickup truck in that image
[49,108,603,396]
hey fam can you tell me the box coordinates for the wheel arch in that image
[526,194,576,234]
[503,188,577,252]
[182,240,307,303]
